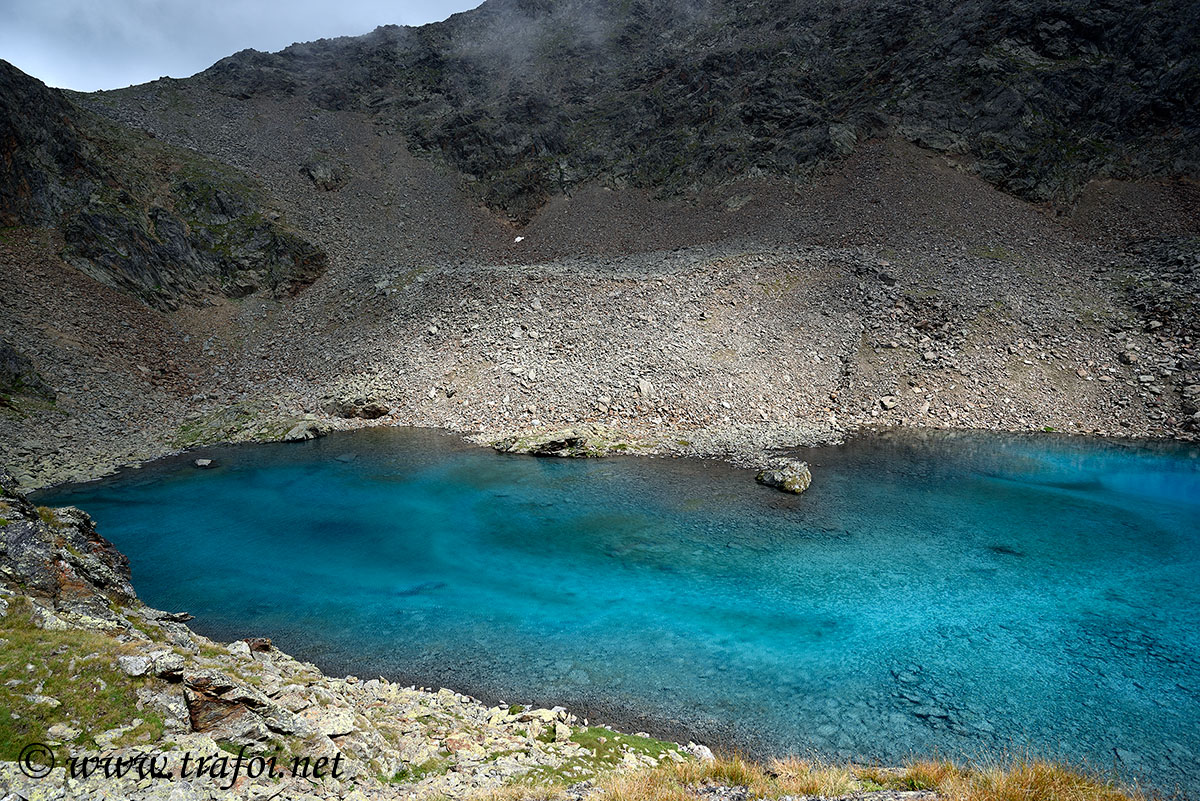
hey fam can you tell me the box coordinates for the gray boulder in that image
[755,459,812,494]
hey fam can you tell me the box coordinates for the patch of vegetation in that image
[485,752,1144,801]
[572,726,679,764]
[0,597,164,763]
[172,403,280,448]
[390,756,453,784]
[969,245,1017,261]
[516,727,683,786]
[35,506,61,529]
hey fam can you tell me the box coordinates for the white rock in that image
[226,640,252,660]
[118,654,152,677]
[303,707,358,737]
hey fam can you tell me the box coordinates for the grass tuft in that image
[938,757,1145,801]
[900,758,962,790]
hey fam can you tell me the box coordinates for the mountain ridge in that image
[180,0,1200,220]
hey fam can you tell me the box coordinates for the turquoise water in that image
[38,429,1200,794]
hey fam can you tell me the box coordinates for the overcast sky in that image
[0,0,483,92]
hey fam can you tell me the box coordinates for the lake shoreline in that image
[16,411,1200,495]
[28,429,1200,796]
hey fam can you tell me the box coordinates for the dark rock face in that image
[0,60,327,308]
[196,0,1198,219]
[0,470,136,617]
[0,340,53,403]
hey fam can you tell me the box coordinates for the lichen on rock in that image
[755,458,812,494]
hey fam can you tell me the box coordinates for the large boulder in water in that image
[756,459,812,494]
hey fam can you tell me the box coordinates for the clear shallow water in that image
[37,429,1200,794]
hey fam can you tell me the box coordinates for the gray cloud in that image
[0,0,482,91]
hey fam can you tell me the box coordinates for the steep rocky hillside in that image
[0,60,326,308]
[0,0,1197,491]
[190,0,1200,219]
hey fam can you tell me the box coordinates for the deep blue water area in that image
[37,429,1200,794]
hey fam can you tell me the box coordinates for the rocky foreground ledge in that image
[0,470,710,800]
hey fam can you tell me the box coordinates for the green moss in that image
[35,506,61,529]
[571,727,679,763]
[516,727,682,786]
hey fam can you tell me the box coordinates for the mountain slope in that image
[0,60,326,309]
[192,0,1200,219]
[0,0,1196,493]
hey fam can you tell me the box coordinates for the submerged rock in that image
[0,466,703,799]
[755,458,812,494]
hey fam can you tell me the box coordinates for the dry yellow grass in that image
[479,783,571,801]
[898,758,964,791]
[595,752,881,800]
[475,752,1147,801]
[771,756,858,797]
[935,758,1146,801]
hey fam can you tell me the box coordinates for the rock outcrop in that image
[492,425,645,457]
[322,394,392,420]
[0,59,327,309]
[755,459,813,494]
[0,470,135,624]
